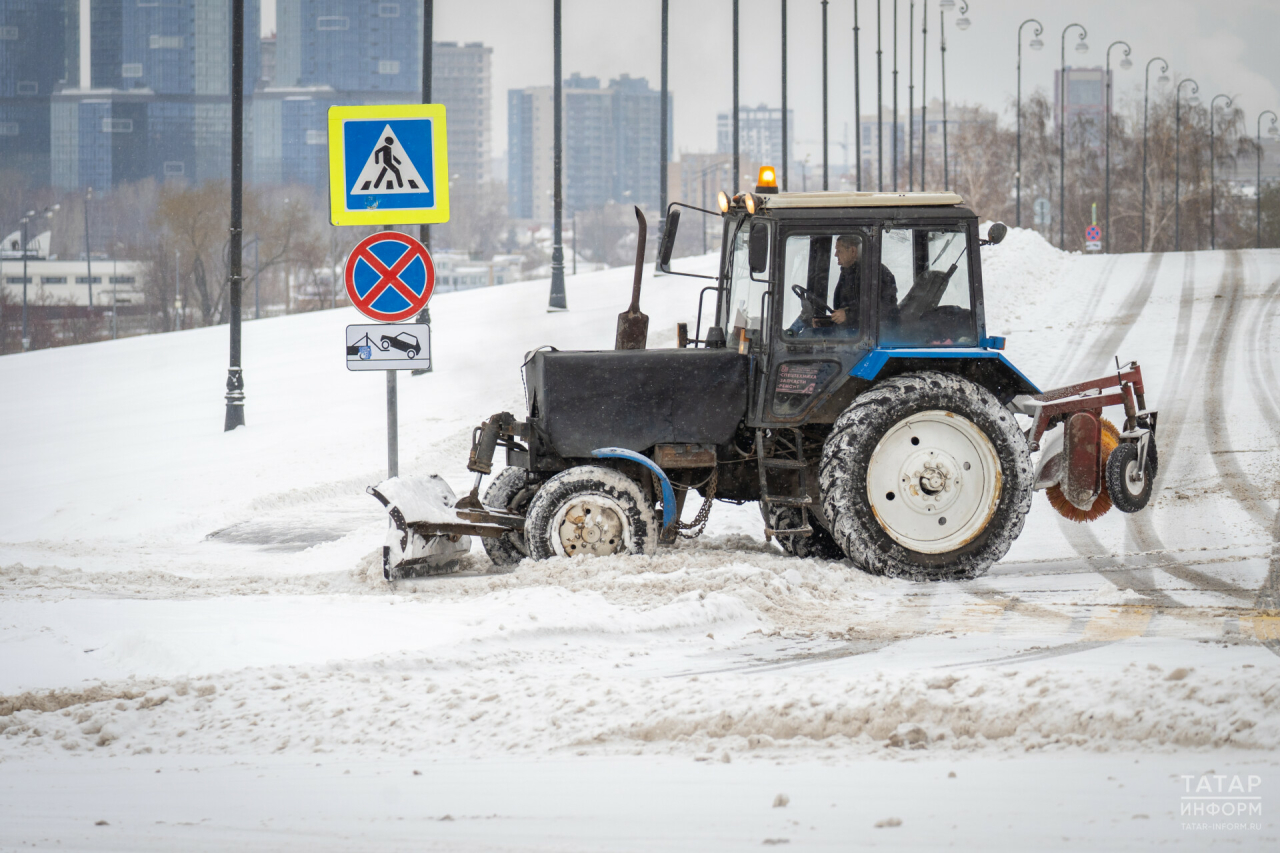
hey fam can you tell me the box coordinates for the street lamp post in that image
[1059,23,1088,249]
[908,0,914,190]
[822,0,829,190]
[1209,93,1233,251]
[938,2,967,192]
[549,0,567,310]
[781,0,789,191]
[1141,57,1169,251]
[876,0,882,191]
[919,0,927,188]
[84,187,93,308]
[854,0,862,190]
[1104,40,1132,253]
[1015,19,1044,228]
[892,0,898,192]
[1258,110,1278,248]
[1174,78,1199,252]
[733,0,739,194]
[19,204,59,352]
[223,0,245,430]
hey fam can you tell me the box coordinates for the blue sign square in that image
[342,118,436,213]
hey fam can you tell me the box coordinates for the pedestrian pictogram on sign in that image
[345,231,435,323]
[351,125,427,194]
[328,103,450,227]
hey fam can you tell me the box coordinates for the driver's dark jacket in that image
[832,262,899,327]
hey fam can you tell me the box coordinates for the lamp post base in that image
[224,367,245,431]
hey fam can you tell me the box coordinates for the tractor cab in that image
[658,171,1020,431]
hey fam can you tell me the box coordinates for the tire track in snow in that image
[1050,252,1181,609]
[1123,254,1254,601]
[1244,272,1280,616]
[1045,255,1121,386]
[1203,252,1275,530]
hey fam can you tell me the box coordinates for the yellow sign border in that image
[327,103,451,226]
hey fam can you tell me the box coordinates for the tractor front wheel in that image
[525,466,658,560]
[819,371,1034,581]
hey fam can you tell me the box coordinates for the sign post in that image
[329,103,449,480]
[1085,202,1102,253]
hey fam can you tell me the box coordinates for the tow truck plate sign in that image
[346,324,431,371]
[328,103,451,226]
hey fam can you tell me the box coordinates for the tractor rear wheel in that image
[819,371,1034,581]
[481,467,542,568]
[525,465,658,560]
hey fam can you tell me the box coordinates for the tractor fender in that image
[590,447,678,530]
[851,346,1041,401]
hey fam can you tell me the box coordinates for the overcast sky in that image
[262,1,1280,166]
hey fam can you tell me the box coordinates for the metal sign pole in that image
[387,369,398,477]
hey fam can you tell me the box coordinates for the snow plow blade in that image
[367,475,523,580]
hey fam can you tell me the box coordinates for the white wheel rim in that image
[865,410,1002,554]
[549,494,629,557]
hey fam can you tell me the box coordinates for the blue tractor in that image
[372,170,1157,581]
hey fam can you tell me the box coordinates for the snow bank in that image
[978,226,1071,336]
[2,655,1274,758]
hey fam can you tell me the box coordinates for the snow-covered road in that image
[2,234,1277,850]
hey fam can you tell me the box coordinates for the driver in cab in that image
[830,234,899,330]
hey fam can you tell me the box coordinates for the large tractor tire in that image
[481,467,542,568]
[524,465,658,560]
[762,504,846,561]
[819,371,1034,582]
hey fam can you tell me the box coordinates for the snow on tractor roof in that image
[760,190,965,209]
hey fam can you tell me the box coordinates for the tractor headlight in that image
[744,193,758,215]
[717,190,730,213]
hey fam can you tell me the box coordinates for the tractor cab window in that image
[878,225,977,347]
[779,231,871,339]
[723,221,771,341]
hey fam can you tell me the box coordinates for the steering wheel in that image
[791,284,833,316]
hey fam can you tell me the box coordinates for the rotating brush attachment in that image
[1046,418,1120,523]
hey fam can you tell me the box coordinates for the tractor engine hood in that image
[524,349,749,459]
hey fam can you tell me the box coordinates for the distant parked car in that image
[380,332,420,358]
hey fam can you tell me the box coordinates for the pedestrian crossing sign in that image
[327,103,450,226]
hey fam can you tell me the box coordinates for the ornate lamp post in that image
[1015,18,1044,227]
[1209,93,1233,250]
[1103,40,1131,253]
[1174,77,1199,252]
[1141,57,1169,250]
[733,0,740,193]
[822,0,829,190]
[1059,23,1088,250]
[1258,110,1278,248]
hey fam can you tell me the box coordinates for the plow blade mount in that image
[368,475,473,580]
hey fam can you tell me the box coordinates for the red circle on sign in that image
[1085,225,1101,241]
[344,231,435,322]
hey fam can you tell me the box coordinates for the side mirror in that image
[657,209,680,271]
[985,222,1008,245]
[749,222,769,274]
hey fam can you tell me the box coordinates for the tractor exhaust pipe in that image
[615,206,649,350]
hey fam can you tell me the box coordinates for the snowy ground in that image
[1,232,1278,850]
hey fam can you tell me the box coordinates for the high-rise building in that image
[49,0,260,191]
[509,74,668,224]
[1055,66,1109,147]
[717,104,793,173]
[0,0,70,187]
[431,42,492,188]
[262,4,491,199]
